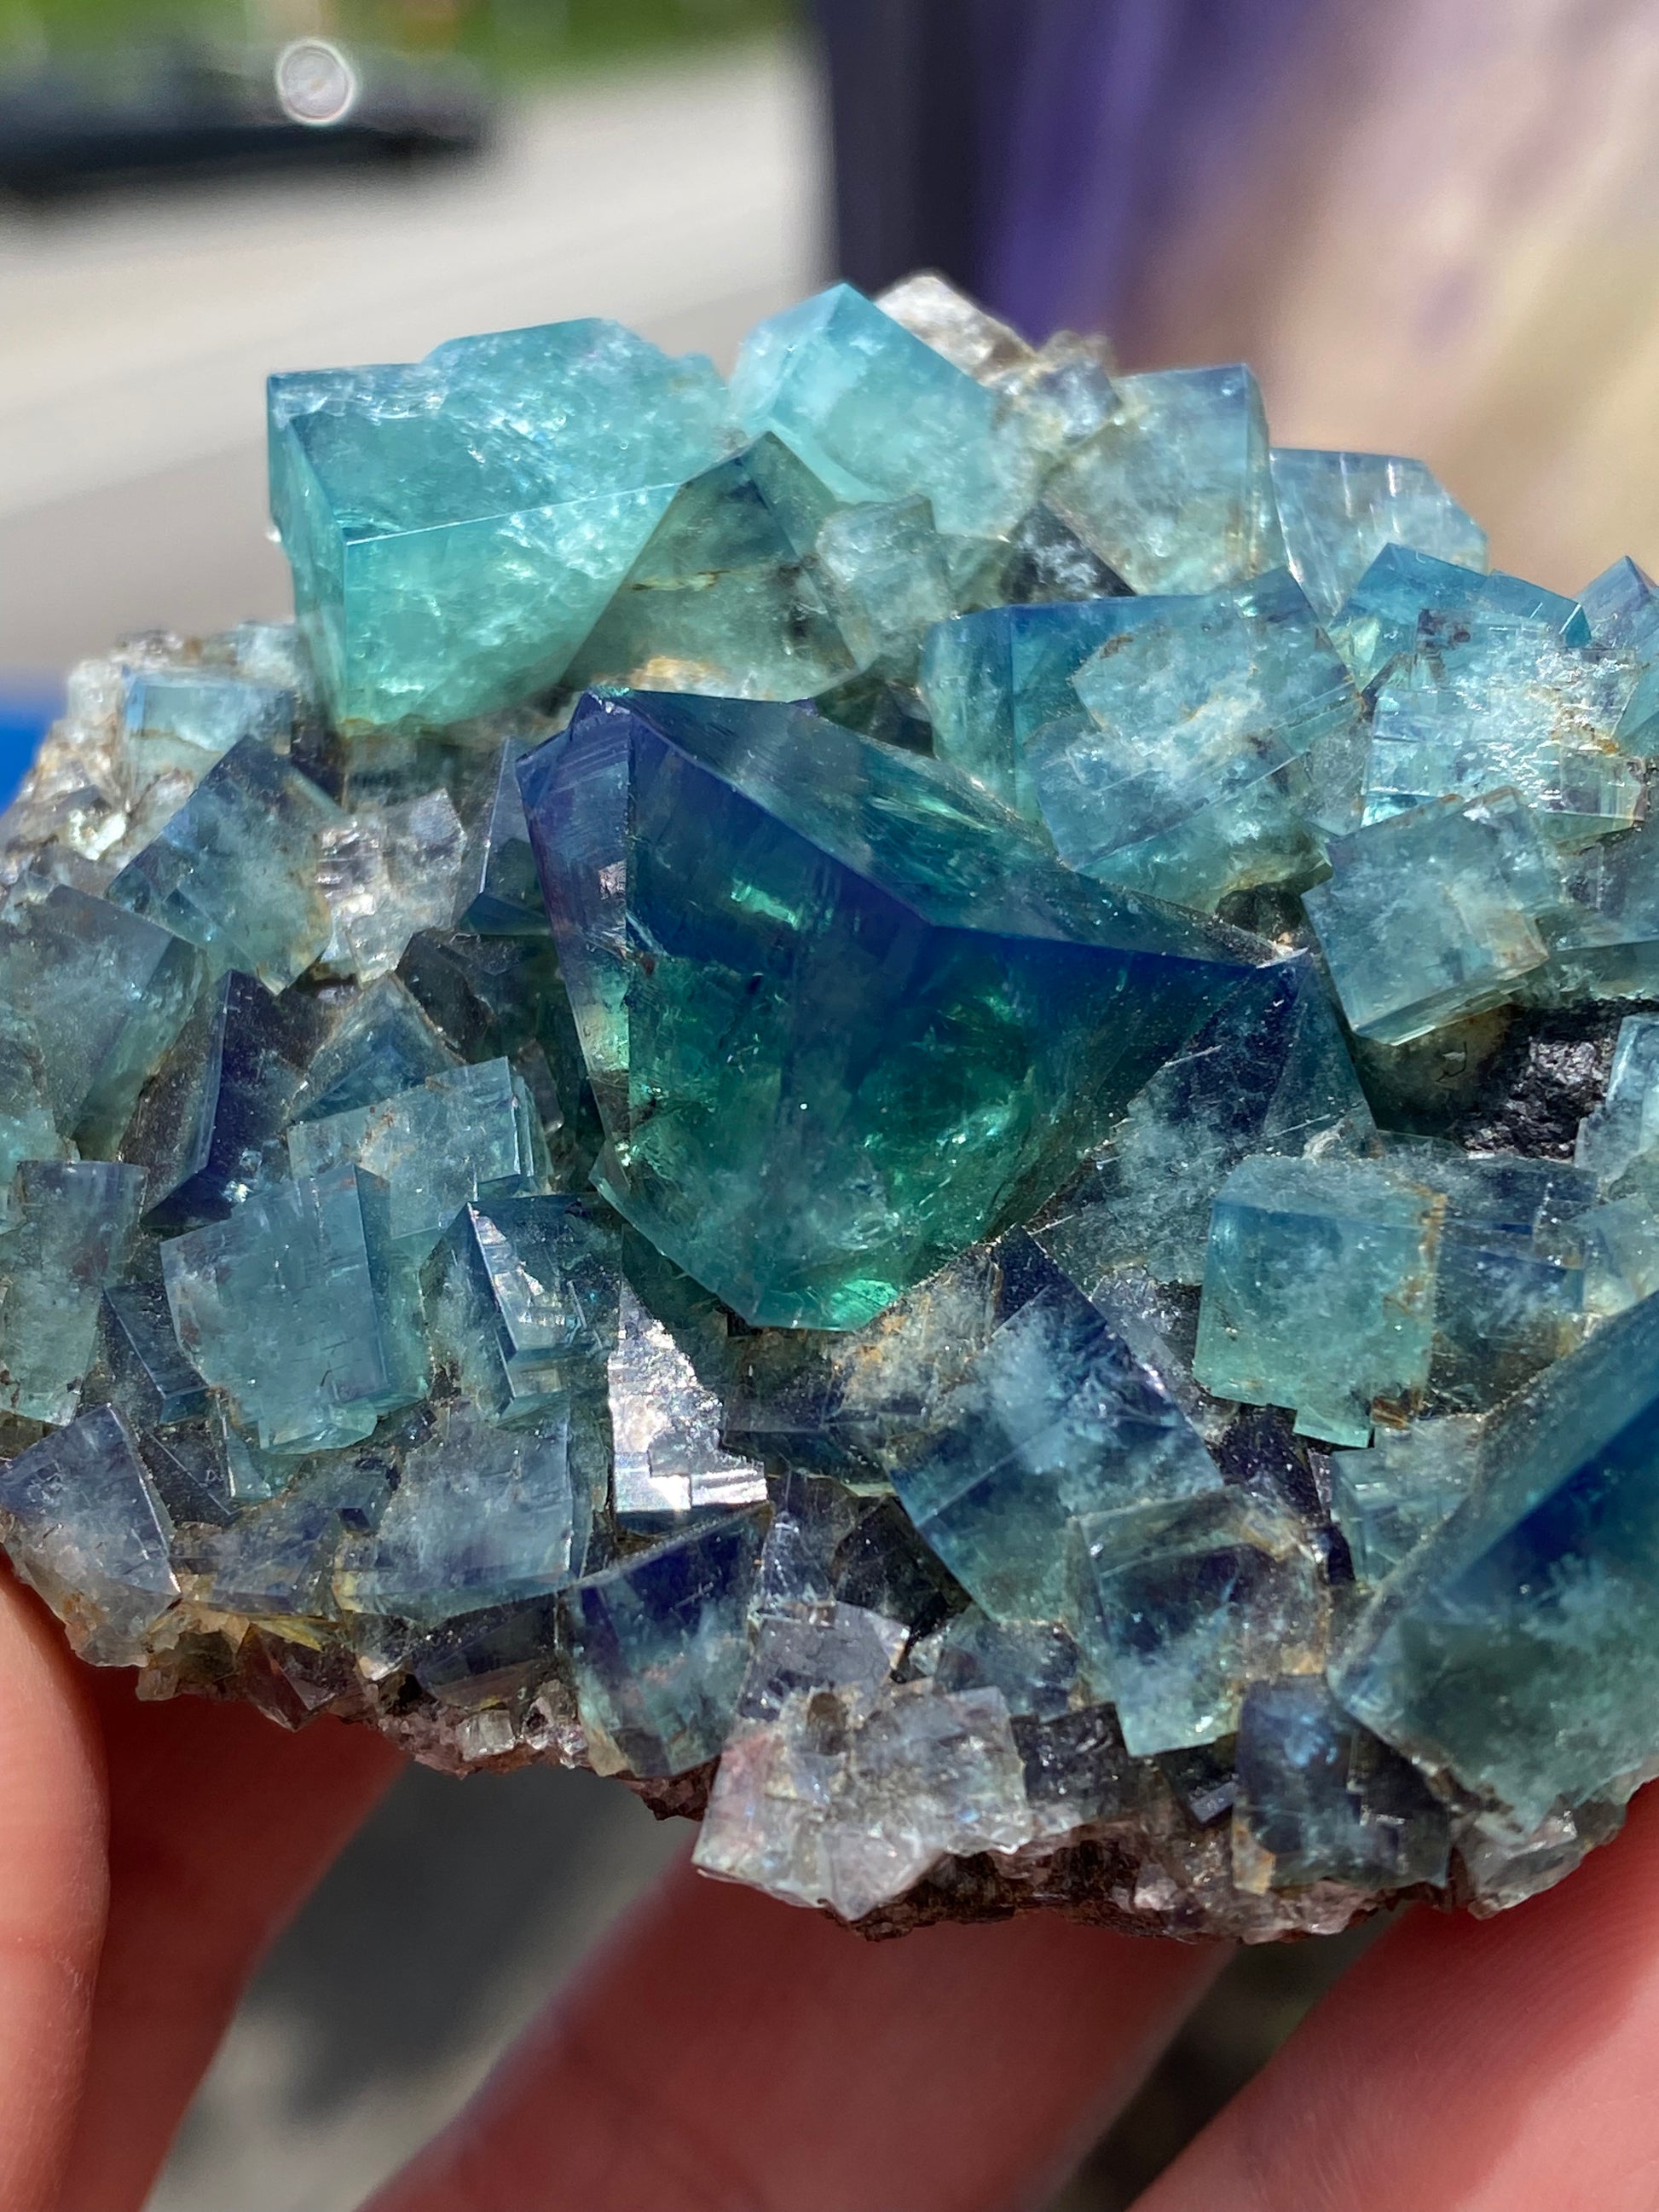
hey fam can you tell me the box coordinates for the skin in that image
[7,1562,1659,2212]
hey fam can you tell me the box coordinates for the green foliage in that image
[9,0,794,74]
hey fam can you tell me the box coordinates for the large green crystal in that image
[519,688,1262,1328]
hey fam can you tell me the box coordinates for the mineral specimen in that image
[6,272,1659,1943]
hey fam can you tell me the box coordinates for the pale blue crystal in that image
[1550,810,1659,997]
[287,973,458,1124]
[1233,1676,1449,1890]
[132,1418,235,1529]
[1409,1149,1595,1410]
[811,495,955,682]
[1576,1016,1659,1184]
[0,876,205,1153]
[1364,598,1644,845]
[921,597,1142,817]
[0,1404,177,1662]
[1577,555,1659,749]
[314,788,466,984]
[1304,790,1565,1045]
[564,436,853,702]
[119,970,326,1230]
[95,1278,209,1429]
[270,319,736,729]
[123,667,293,777]
[1330,1415,1480,1585]
[1072,1491,1326,1753]
[929,1607,1086,1720]
[108,737,344,989]
[1331,1289,1659,1828]
[1323,544,1488,693]
[454,737,551,937]
[884,1231,1222,1625]
[162,1164,425,1453]
[0,1002,67,1207]
[1046,364,1286,593]
[730,283,1038,564]
[1269,448,1487,621]
[286,1057,546,1258]
[422,1194,616,1424]
[0,1159,146,1424]
[334,1401,583,1623]
[1026,569,1366,910]
[195,1457,388,1619]
[1194,1153,1442,1446]
[1038,954,1374,1290]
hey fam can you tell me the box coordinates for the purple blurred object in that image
[814,0,1326,345]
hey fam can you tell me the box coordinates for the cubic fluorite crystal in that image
[8,274,1659,1943]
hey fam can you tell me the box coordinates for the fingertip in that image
[0,1574,109,2212]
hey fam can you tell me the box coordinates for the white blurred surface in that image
[0,43,824,667]
[148,1765,687,2212]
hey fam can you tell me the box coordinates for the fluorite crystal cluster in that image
[9,274,1659,1940]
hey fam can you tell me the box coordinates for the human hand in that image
[7,1561,1659,2212]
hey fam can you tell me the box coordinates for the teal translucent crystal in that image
[333,1401,584,1625]
[561,1510,765,1775]
[1576,1015,1659,1183]
[1073,1491,1327,1754]
[1304,788,1565,1044]
[1323,544,1488,693]
[270,320,736,729]
[1040,952,1374,1291]
[1269,448,1487,621]
[1046,364,1285,593]
[286,1056,546,1258]
[108,736,344,989]
[880,1231,1222,1626]
[9,270,1659,1938]
[1330,1417,1480,1586]
[0,1406,178,1663]
[1026,568,1366,910]
[161,1165,425,1453]
[1194,1153,1442,1447]
[730,283,1038,572]
[0,877,204,1153]
[564,436,853,702]
[1364,595,1644,843]
[0,1160,145,1424]
[422,1194,616,1425]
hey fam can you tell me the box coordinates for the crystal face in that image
[517,687,1258,1328]
[9,274,1659,1945]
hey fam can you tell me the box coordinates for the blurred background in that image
[4,1,1659,2204]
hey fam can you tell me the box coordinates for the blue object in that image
[0,673,64,810]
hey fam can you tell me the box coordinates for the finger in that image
[366,1852,1226,2212]
[1136,1782,1659,2212]
[0,1578,107,2212]
[55,1672,400,2212]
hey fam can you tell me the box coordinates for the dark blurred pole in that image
[812,0,1331,346]
[812,0,1022,303]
